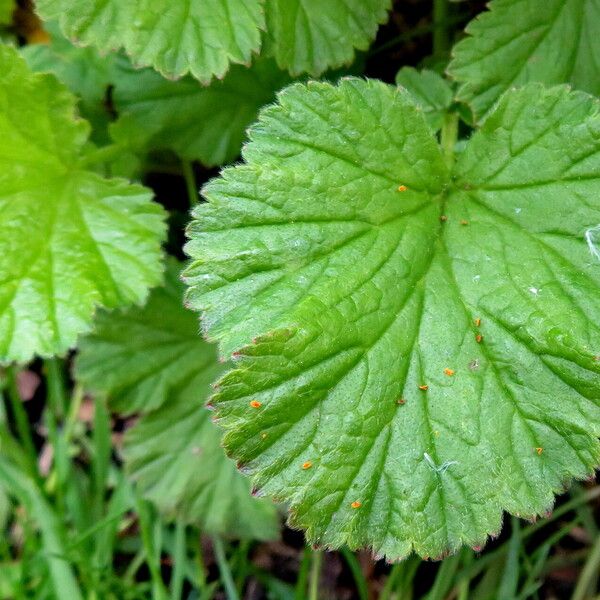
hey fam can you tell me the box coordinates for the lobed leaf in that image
[76,261,279,539]
[34,0,265,83]
[448,0,600,121]
[264,0,391,76]
[0,45,166,364]
[184,78,600,559]
[35,0,391,82]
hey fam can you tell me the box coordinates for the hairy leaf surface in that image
[448,0,600,121]
[76,262,279,538]
[0,46,165,364]
[264,0,391,76]
[35,0,390,81]
[185,79,600,558]
[35,0,264,83]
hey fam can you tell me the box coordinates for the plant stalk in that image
[571,533,600,600]
[433,0,450,56]
[213,535,240,600]
[308,549,322,600]
[182,160,199,207]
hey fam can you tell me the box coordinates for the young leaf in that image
[395,67,453,132]
[448,0,600,121]
[184,79,600,559]
[0,45,166,364]
[34,0,265,83]
[76,261,279,539]
[264,0,391,76]
[110,56,292,167]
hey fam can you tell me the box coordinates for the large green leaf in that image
[264,0,391,76]
[110,56,292,167]
[35,0,390,82]
[448,0,600,121]
[76,261,279,539]
[34,0,265,83]
[184,79,600,559]
[0,45,165,364]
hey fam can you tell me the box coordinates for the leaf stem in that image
[294,547,311,600]
[182,160,199,207]
[433,0,450,56]
[308,549,322,600]
[212,535,240,600]
[340,547,368,600]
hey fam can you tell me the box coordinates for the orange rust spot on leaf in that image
[396,398,406,405]
[474,318,481,327]
[443,368,455,376]
[419,384,429,391]
[535,447,543,455]
[250,400,262,408]
[302,461,312,470]
[397,185,408,192]
[476,334,483,344]
[351,501,362,509]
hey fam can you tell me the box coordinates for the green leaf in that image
[34,0,265,83]
[20,23,115,142]
[0,45,166,364]
[395,67,453,132]
[110,56,292,167]
[76,261,279,539]
[35,0,390,81]
[264,0,391,76]
[448,0,600,121]
[184,79,600,559]
[0,0,14,25]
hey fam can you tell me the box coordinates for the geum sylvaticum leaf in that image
[35,0,391,82]
[264,0,391,76]
[34,0,265,83]
[76,261,279,539]
[0,45,165,364]
[447,0,600,122]
[184,78,600,560]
